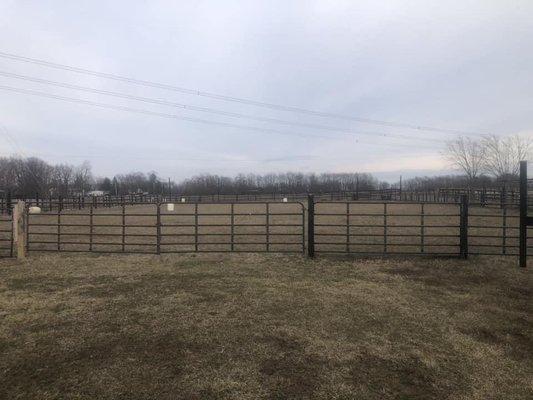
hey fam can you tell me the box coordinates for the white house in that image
[87,190,106,197]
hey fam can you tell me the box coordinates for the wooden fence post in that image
[307,194,315,258]
[13,201,26,259]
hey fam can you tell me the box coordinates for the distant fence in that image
[1,186,522,214]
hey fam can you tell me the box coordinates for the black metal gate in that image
[159,202,305,253]
[26,204,159,254]
[312,200,462,256]
[25,202,305,255]
[0,211,13,258]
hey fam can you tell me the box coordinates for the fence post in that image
[6,190,12,215]
[307,194,315,258]
[156,204,161,255]
[519,160,527,268]
[500,186,506,210]
[13,201,26,259]
[459,195,468,259]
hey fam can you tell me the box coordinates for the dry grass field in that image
[0,253,531,399]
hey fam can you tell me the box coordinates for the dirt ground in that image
[0,253,531,399]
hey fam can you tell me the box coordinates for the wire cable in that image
[0,70,445,144]
[0,50,488,136]
[0,84,443,151]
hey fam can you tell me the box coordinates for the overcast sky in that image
[0,0,532,182]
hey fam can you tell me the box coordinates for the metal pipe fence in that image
[1,195,528,263]
[25,202,306,255]
[0,211,13,258]
[310,200,462,257]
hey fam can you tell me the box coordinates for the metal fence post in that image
[6,190,12,215]
[519,160,527,268]
[194,203,198,252]
[121,200,126,252]
[460,195,469,259]
[89,206,93,252]
[266,203,270,252]
[156,204,161,255]
[500,186,506,209]
[230,203,234,252]
[307,194,315,258]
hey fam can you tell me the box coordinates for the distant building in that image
[87,190,106,197]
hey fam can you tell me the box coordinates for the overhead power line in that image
[0,50,487,137]
[0,150,435,164]
[0,70,444,144]
[0,84,443,151]
[0,151,415,164]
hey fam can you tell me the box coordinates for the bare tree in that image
[52,164,75,196]
[73,161,93,195]
[445,136,485,181]
[0,157,18,192]
[13,157,53,195]
[482,134,532,179]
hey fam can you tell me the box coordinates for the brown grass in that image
[0,253,531,399]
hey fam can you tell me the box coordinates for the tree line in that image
[176,172,378,195]
[0,157,93,197]
[0,156,379,197]
[1,133,531,198]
